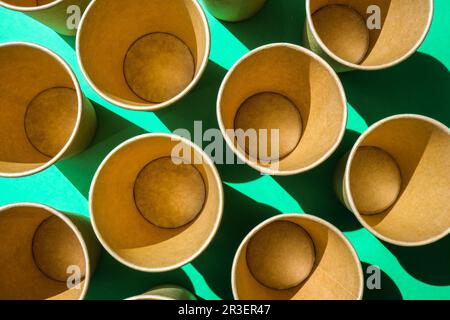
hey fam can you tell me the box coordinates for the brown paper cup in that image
[202,0,267,22]
[0,42,96,178]
[335,115,450,246]
[217,43,347,175]
[0,203,101,300]
[90,133,223,272]
[127,285,196,301]
[232,214,363,300]
[0,0,91,36]
[304,0,434,72]
[77,0,210,111]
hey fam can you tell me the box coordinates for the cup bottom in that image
[123,32,195,103]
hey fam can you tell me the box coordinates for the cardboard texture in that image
[218,44,347,175]
[90,134,223,272]
[0,0,91,36]
[202,0,267,22]
[335,115,450,246]
[0,42,96,178]
[77,0,210,111]
[304,0,434,71]
[0,203,101,300]
[127,286,197,301]
[246,221,316,290]
[232,214,363,300]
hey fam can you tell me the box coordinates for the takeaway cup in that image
[202,0,267,22]
[0,42,96,178]
[0,203,101,300]
[335,115,450,246]
[127,286,196,300]
[303,0,434,72]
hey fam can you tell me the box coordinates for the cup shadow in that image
[275,129,363,232]
[340,52,450,126]
[155,60,261,183]
[361,263,403,300]
[191,184,280,300]
[383,236,450,286]
[86,250,192,300]
[217,0,307,50]
[56,101,146,198]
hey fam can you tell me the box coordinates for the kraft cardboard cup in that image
[77,0,210,111]
[202,0,267,22]
[0,42,96,178]
[0,0,91,36]
[0,203,101,300]
[217,43,347,175]
[90,133,223,272]
[232,214,363,300]
[127,286,196,301]
[335,115,450,247]
[304,0,434,72]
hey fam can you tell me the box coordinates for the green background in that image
[0,0,449,300]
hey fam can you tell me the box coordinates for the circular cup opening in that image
[90,134,223,272]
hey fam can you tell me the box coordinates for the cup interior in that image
[347,116,450,245]
[78,0,209,109]
[0,0,57,8]
[90,135,222,271]
[0,205,88,300]
[233,215,362,300]
[308,0,432,68]
[0,43,80,177]
[218,44,346,174]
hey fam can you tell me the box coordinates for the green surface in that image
[0,0,449,300]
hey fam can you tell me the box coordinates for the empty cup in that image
[90,133,223,272]
[232,214,363,300]
[202,0,267,22]
[0,0,91,36]
[0,203,101,300]
[77,0,210,111]
[217,43,347,175]
[335,115,450,246]
[0,42,96,178]
[127,285,196,300]
[304,0,434,71]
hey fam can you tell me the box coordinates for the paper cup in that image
[0,203,101,300]
[77,0,210,111]
[202,0,267,22]
[217,43,347,175]
[304,0,434,72]
[0,0,91,36]
[0,42,96,178]
[127,286,196,301]
[90,133,223,272]
[232,214,363,300]
[335,115,450,246]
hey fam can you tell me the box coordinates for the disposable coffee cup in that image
[202,0,267,22]
[335,115,450,246]
[232,214,363,300]
[0,203,101,300]
[127,286,196,300]
[304,0,434,72]
[77,0,210,111]
[0,42,96,178]
[0,0,91,36]
[90,133,223,272]
[218,43,347,175]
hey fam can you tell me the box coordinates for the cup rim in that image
[344,114,450,246]
[0,202,92,300]
[89,132,224,272]
[76,0,211,111]
[0,0,63,11]
[0,42,84,178]
[305,0,434,71]
[231,213,364,300]
[217,43,348,176]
